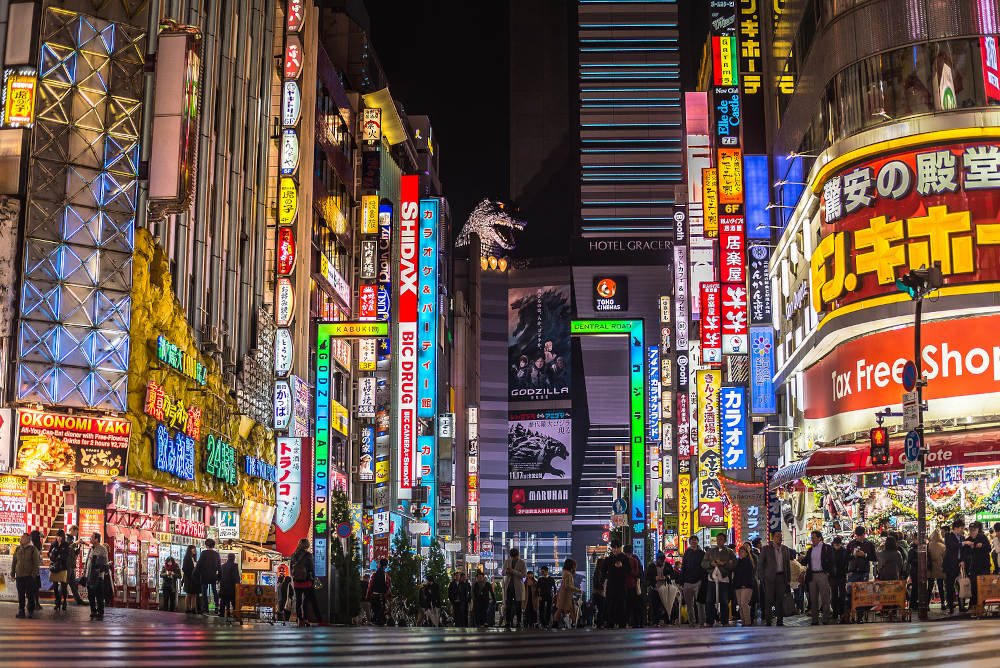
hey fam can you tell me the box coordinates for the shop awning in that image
[138,530,155,542]
[769,427,1000,490]
[105,525,118,537]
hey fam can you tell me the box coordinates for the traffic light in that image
[895,261,943,300]
[870,427,890,466]
[894,273,923,299]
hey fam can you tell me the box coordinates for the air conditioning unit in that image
[202,325,222,352]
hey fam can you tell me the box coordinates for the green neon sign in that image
[571,319,646,534]
[319,321,388,337]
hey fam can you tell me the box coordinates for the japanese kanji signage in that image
[16,410,129,477]
[702,168,718,238]
[697,370,721,502]
[717,148,744,204]
[674,246,689,351]
[720,387,747,469]
[721,283,748,355]
[397,176,419,490]
[156,336,207,385]
[205,434,237,485]
[700,283,721,364]
[362,108,381,147]
[1,68,36,128]
[712,85,740,148]
[748,242,772,325]
[813,141,1000,314]
[749,327,776,414]
[144,382,203,440]
[720,215,745,284]
[982,37,1000,103]
[154,423,195,481]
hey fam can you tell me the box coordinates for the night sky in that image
[371,1,708,244]
[370,1,509,234]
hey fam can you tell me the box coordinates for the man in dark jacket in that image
[471,571,494,627]
[218,553,240,618]
[536,566,556,627]
[680,536,706,626]
[645,552,673,626]
[623,544,643,627]
[195,538,221,615]
[757,530,792,626]
[367,558,392,625]
[448,572,467,627]
[603,540,631,628]
[419,574,442,626]
[965,521,992,612]
[830,536,848,621]
[593,557,607,627]
[65,525,85,606]
[944,519,965,613]
[798,530,833,625]
[845,525,877,620]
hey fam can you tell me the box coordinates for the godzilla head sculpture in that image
[455,199,526,258]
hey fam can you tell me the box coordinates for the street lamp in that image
[894,262,943,621]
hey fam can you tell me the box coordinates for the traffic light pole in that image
[915,296,928,621]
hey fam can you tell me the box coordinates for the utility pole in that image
[895,262,942,622]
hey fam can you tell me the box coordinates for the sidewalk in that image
[0,598,288,627]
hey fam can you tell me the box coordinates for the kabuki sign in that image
[813,139,1000,314]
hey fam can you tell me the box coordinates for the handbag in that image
[781,588,797,617]
[957,565,972,600]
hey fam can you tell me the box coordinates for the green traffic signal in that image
[895,277,917,298]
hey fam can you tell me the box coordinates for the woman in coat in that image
[182,545,200,614]
[82,533,109,621]
[522,571,540,627]
[218,553,240,618]
[553,558,580,628]
[29,530,44,608]
[877,535,904,581]
[928,528,946,609]
[732,542,757,627]
[160,556,181,611]
[290,538,321,625]
[47,530,69,610]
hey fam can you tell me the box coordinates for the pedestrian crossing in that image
[0,605,996,666]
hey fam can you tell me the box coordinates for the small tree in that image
[424,541,450,610]
[329,491,362,623]
[389,528,420,612]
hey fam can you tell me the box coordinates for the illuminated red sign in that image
[283,37,302,79]
[397,175,419,489]
[173,518,206,539]
[359,284,377,320]
[700,283,721,364]
[720,215,745,284]
[277,227,295,275]
[982,37,1000,103]
[286,0,304,32]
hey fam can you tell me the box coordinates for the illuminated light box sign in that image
[274,380,292,431]
[749,327,776,414]
[205,434,237,485]
[277,227,295,275]
[275,278,294,327]
[320,321,388,337]
[144,382,202,440]
[362,108,381,147]
[593,276,628,312]
[362,195,379,235]
[244,455,277,482]
[314,338,331,542]
[16,409,129,477]
[360,240,377,280]
[287,0,304,31]
[570,320,646,532]
[275,328,293,377]
[2,68,37,128]
[359,339,377,371]
[417,199,439,421]
[378,203,393,321]
[700,283,722,364]
[280,129,299,175]
[720,386,747,470]
[357,377,376,418]
[397,175,420,489]
[509,486,570,516]
[359,285,377,320]
[154,423,195,481]
[812,139,1000,314]
[283,36,302,79]
[0,475,27,537]
[319,253,351,307]
[282,81,300,126]
[717,147,744,204]
[702,167,719,238]
[359,426,375,482]
[173,517,206,539]
[278,178,297,226]
[697,370,721,503]
[157,336,207,385]
[857,465,963,488]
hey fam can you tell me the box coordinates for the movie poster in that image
[508,285,571,402]
[507,410,571,481]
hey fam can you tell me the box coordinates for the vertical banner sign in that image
[720,386,747,470]
[629,324,646,532]
[700,283,721,364]
[721,285,748,354]
[674,246,689,351]
[362,195,379,235]
[397,175,419,490]
[748,242,772,325]
[982,37,1000,103]
[749,327,777,414]
[362,107,381,147]
[377,203,393,322]
[744,154,770,240]
[697,370,721,504]
[702,168,718,238]
[765,465,781,534]
[647,346,661,442]
[719,216,745,284]
[677,392,690,462]
[417,199,439,540]
[679,474,691,546]
[314,338,330,574]
[739,0,765,153]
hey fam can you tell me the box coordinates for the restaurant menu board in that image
[16,409,129,476]
[78,508,105,543]
[0,555,16,600]
[0,476,27,539]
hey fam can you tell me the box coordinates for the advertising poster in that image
[507,410,571,481]
[16,410,129,477]
[0,476,26,538]
[508,285,572,402]
[508,485,570,516]
[275,437,311,557]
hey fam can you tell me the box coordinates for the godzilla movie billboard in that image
[508,285,571,402]
[508,410,571,481]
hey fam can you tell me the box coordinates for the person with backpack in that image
[219,553,240,619]
[82,532,109,621]
[290,538,321,626]
[366,558,392,625]
[11,533,40,619]
[195,538,221,615]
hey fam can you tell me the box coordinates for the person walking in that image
[702,533,737,626]
[65,526,85,606]
[48,530,70,611]
[758,529,793,626]
[277,570,293,622]
[219,553,240,619]
[367,558,392,626]
[522,571,539,627]
[536,565,556,628]
[645,551,672,626]
[603,540,630,629]
[419,573,441,627]
[290,538,321,626]
[29,530,43,608]
[592,557,607,628]
[11,533,40,619]
[830,536,848,622]
[845,525,877,621]
[195,538,221,615]
[82,532,109,621]
[965,521,992,616]
[732,542,757,627]
[553,558,580,629]
[680,536,707,626]
[181,545,200,614]
[944,519,966,613]
[927,527,946,610]
[448,571,465,627]
[471,570,494,628]
[799,530,833,625]
[623,544,643,627]
[991,523,1000,574]
[160,556,181,611]
[501,547,527,629]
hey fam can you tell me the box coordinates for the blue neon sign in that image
[154,423,195,481]
[417,199,439,542]
[750,327,776,414]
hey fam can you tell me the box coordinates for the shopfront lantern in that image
[277,227,295,275]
